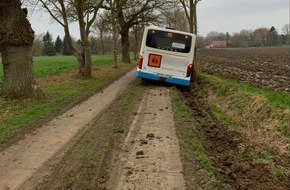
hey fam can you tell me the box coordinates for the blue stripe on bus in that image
[136,71,190,86]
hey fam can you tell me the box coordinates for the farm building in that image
[210,41,227,48]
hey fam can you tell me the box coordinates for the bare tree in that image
[34,0,104,77]
[159,1,189,32]
[179,0,202,34]
[178,0,202,82]
[94,15,109,55]
[114,0,164,63]
[0,0,43,99]
[281,24,290,44]
[32,34,44,56]
[281,24,290,36]
[131,24,145,60]
[107,0,119,68]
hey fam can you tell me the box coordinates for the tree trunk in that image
[133,27,139,60]
[189,0,194,33]
[0,0,43,99]
[109,0,118,68]
[76,1,92,78]
[82,43,92,77]
[75,42,92,78]
[191,2,198,82]
[100,31,105,55]
[112,23,118,68]
[2,46,43,98]
[120,29,131,63]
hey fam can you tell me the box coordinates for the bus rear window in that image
[146,29,192,53]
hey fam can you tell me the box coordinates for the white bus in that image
[136,26,196,88]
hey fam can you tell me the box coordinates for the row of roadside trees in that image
[37,24,289,57]
[0,0,202,99]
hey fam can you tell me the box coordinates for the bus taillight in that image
[138,56,143,69]
[187,64,193,77]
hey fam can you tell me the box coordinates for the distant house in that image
[210,41,227,48]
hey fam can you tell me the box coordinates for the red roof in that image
[210,41,227,48]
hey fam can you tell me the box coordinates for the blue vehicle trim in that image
[136,71,190,86]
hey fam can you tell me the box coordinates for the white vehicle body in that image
[136,26,196,86]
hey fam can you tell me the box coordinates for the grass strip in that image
[35,80,145,190]
[199,72,289,180]
[205,73,290,109]
[0,59,136,146]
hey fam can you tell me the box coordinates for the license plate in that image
[148,54,161,68]
[158,73,169,78]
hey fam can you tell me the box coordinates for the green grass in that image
[170,89,223,189]
[199,72,290,180]
[34,55,117,78]
[201,72,289,135]
[207,74,290,109]
[210,104,238,131]
[0,55,120,80]
[0,55,136,146]
[251,150,289,180]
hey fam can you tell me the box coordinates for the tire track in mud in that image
[181,85,289,190]
[102,87,186,190]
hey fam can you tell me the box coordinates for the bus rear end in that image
[137,27,196,87]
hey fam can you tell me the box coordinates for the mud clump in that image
[181,84,289,189]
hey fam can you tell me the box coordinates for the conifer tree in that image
[54,35,63,54]
[42,31,56,56]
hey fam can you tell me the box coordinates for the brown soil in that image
[180,78,289,190]
[101,87,185,190]
[197,46,290,93]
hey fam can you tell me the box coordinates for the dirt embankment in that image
[180,77,289,190]
[197,47,290,93]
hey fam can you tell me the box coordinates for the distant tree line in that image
[34,23,289,57]
[32,31,74,56]
[32,30,126,57]
[196,24,290,48]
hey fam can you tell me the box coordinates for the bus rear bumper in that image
[136,71,190,86]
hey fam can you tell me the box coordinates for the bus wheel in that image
[142,79,149,85]
[186,84,191,92]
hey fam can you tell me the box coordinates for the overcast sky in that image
[197,0,289,36]
[27,0,289,39]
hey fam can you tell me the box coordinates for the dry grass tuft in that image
[207,90,289,157]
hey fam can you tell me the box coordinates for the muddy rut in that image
[102,87,185,190]
[181,82,289,190]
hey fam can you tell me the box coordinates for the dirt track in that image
[0,72,186,190]
[0,69,136,190]
[103,87,185,190]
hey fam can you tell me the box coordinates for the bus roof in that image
[144,26,196,37]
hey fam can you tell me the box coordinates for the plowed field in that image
[197,46,290,93]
